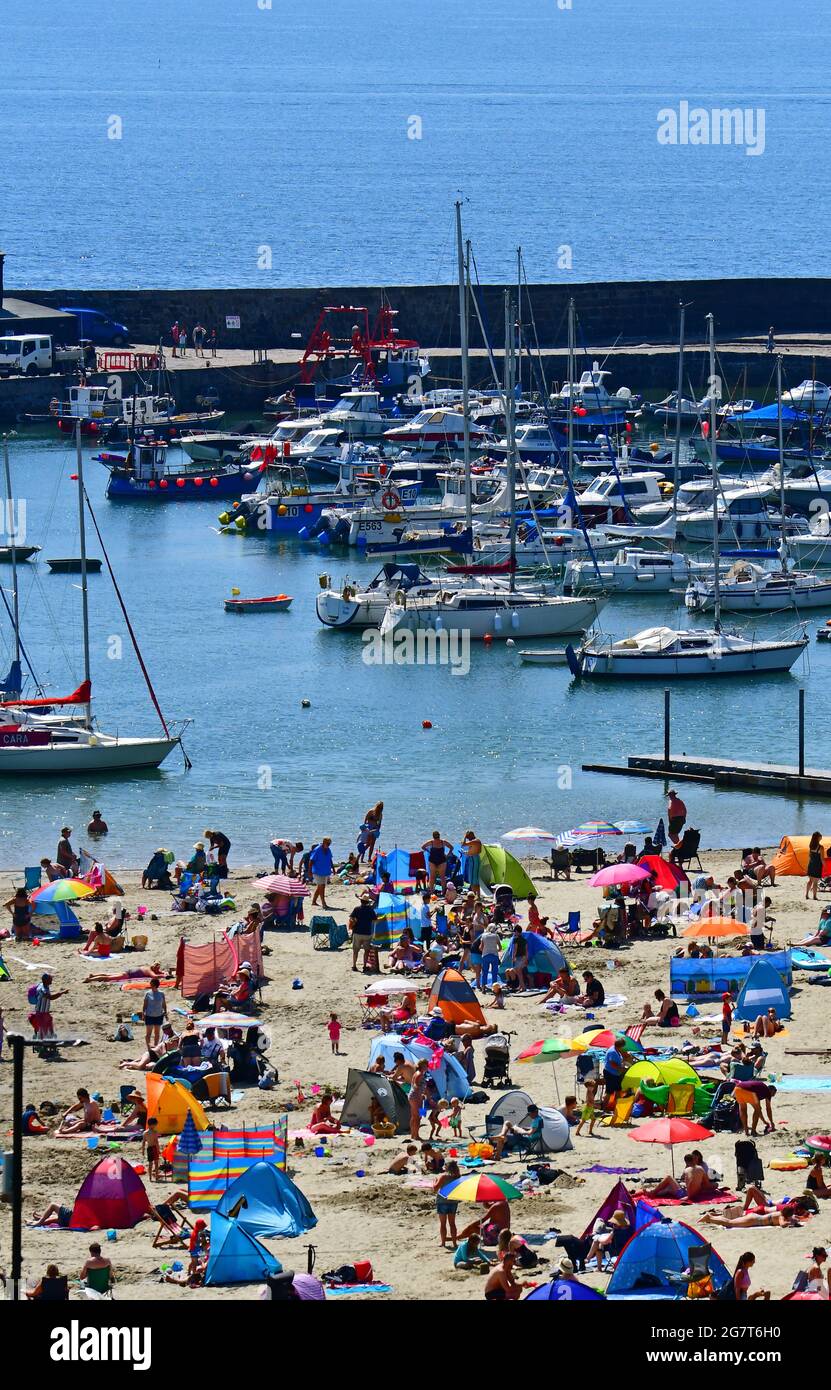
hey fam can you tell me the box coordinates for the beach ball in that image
[364,1135,375,1147]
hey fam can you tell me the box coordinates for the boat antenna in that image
[455,200,472,532]
[706,313,721,634]
[75,419,92,728]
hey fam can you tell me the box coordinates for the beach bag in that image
[27,984,40,1007]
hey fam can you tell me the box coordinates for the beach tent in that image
[734,957,791,1022]
[373,891,421,950]
[484,1090,572,1153]
[579,1180,637,1242]
[500,931,567,980]
[771,835,831,877]
[146,1073,210,1136]
[479,845,537,898]
[69,1156,152,1231]
[621,1057,700,1092]
[368,1034,471,1101]
[204,1211,282,1286]
[525,1278,605,1301]
[216,1160,317,1240]
[638,855,689,892]
[31,898,82,939]
[375,848,418,892]
[606,1217,730,1299]
[426,966,486,1026]
[670,949,792,998]
[339,1068,410,1134]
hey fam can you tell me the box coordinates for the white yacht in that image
[316,563,444,629]
[781,380,831,412]
[564,546,714,594]
[551,362,633,413]
[686,554,831,613]
[383,406,489,454]
[380,584,604,642]
[323,389,390,440]
[575,470,667,524]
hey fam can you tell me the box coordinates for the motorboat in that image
[224,594,292,613]
[315,563,444,629]
[550,363,635,414]
[675,488,784,544]
[380,584,605,642]
[0,544,40,563]
[102,394,225,443]
[218,460,420,538]
[320,389,391,440]
[782,379,831,412]
[518,648,570,665]
[685,553,831,613]
[788,519,831,567]
[383,407,490,454]
[762,462,831,515]
[567,624,808,678]
[284,427,346,471]
[574,470,668,524]
[563,546,715,594]
[179,431,256,464]
[100,436,257,502]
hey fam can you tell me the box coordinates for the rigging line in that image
[0,582,41,692]
[82,487,171,739]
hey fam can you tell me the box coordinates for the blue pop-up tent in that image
[216,1160,316,1240]
[500,931,567,980]
[204,1212,282,1286]
[32,899,82,941]
[368,1034,471,1101]
[734,958,791,1022]
[606,1217,730,1300]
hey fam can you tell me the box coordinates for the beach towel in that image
[581,1165,647,1176]
[325,1283,393,1296]
[632,1190,739,1206]
[775,1076,831,1092]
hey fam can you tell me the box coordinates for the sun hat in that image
[557,1256,575,1275]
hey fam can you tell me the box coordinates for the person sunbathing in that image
[83,962,169,983]
[648,1154,717,1201]
[797,907,831,948]
[543,968,580,1003]
[55,1088,101,1136]
[119,1022,178,1070]
[80,924,112,958]
[701,1208,798,1229]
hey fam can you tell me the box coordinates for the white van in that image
[0,335,54,376]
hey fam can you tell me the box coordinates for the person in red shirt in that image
[527,892,549,934]
[667,790,687,845]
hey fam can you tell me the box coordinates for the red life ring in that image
[381,489,402,511]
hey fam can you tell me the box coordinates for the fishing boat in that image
[0,427,185,773]
[100,436,257,501]
[567,319,810,681]
[224,594,292,613]
[220,460,420,538]
[52,385,121,436]
[102,393,225,443]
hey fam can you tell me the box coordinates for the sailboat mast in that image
[455,201,472,530]
[707,313,721,633]
[75,420,92,727]
[673,302,686,525]
[505,292,517,592]
[567,298,575,485]
[2,435,20,667]
[776,350,786,571]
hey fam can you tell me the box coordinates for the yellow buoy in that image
[231,587,241,596]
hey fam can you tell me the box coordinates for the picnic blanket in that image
[541,993,627,1016]
[581,1165,647,1175]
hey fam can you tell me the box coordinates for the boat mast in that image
[455,201,472,531]
[707,313,721,634]
[75,420,92,728]
[2,435,20,669]
[505,291,517,592]
[673,302,688,526]
[567,298,575,489]
[776,349,787,572]
[516,246,522,397]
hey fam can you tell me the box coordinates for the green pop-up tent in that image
[479,844,537,898]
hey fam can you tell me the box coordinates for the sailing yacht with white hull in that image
[566,317,809,680]
[0,427,186,774]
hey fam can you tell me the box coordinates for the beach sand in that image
[1,848,829,1302]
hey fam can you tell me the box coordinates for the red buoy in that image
[422,719,432,729]
[483,633,494,645]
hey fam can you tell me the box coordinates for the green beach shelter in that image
[479,844,537,898]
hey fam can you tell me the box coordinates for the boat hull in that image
[384,595,603,640]
[577,639,807,678]
[106,468,254,501]
[0,734,179,774]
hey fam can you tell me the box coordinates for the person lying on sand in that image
[701,1208,799,1229]
[55,1088,101,1135]
[119,1022,178,1070]
[83,963,170,983]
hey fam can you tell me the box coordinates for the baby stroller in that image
[492,883,516,917]
[482,1032,513,1089]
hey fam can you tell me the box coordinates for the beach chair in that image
[671,829,703,872]
[34,1274,69,1301]
[667,1083,695,1117]
[152,1201,195,1249]
[359,992,388,1027]
[80,1265,114,1299]
[552,910,581,946]
[604,1092,636,1127]
[513,1126,547,1160]
[663,1244,714,1298]
[24,865,42,891]
[549,847,571,881]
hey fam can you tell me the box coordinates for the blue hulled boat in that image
[99,437,258,501]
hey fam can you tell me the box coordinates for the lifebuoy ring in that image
[381,489,402,511]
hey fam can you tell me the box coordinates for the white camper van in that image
[0,334,55,375]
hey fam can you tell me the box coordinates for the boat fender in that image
[493,612,503,633]
[510,611,520,630]
[277,504,288,516]
[218,512,230,526]
[356,534,367,548]
[435,616,443,632]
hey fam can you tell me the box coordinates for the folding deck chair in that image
[152,1200,195,1249]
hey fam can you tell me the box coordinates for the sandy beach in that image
[1,846,830,1303]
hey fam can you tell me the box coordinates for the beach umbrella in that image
[195,1012,258,1031]
[589,863,651,889]
[524,1278,605,1301]
[172,1109,203,1185]
[568,821,622,839]
[515,1038,574,1063]
[681,916,749,939]
[502,827,558,842]
[253,875,310,897]
[570,1028,642,1054]
[438,1173,523,1203]
[30,878,96,904]
[783,1291,826,1301]
[614,820,651,837]
[628,1117,714,1175]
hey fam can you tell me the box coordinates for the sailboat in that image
[381,277,604,644]
[566,315,809,679]
[685,357,831,613]
[0,426,186,773]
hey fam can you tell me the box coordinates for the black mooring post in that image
[10,1033,23,1300]
[799,687,805,777]
[664,688,671,766]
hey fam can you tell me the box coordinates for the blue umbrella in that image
[176,1110,203,1158]
[653,817,667,851]
[525,1278,605,1301]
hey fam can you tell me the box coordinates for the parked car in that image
[59,307,130,346]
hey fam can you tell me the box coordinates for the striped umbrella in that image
[439,1173,523,1202]
[173,1109,203,1185]
[253,875,310,897]
[515,1038,573,1063]
[569,821,622,838]
[30,878,96,903]
[614,820,651,836]
[570,1028,642,1054]
[502,827,558,842]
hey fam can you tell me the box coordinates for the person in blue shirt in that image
[454,1232,491,1270]
[310,838,334,909]
[602,1040,627,1102]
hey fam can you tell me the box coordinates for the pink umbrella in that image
[253,874,310,897]
[589,863,651,889]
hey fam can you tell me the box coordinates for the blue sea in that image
[2,2,831,867]
[2,0,831,288]
[0,429,829,868]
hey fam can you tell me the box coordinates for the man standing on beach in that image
[666,789,687,846]
[349,891,376,972]
[310,837,334,908]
